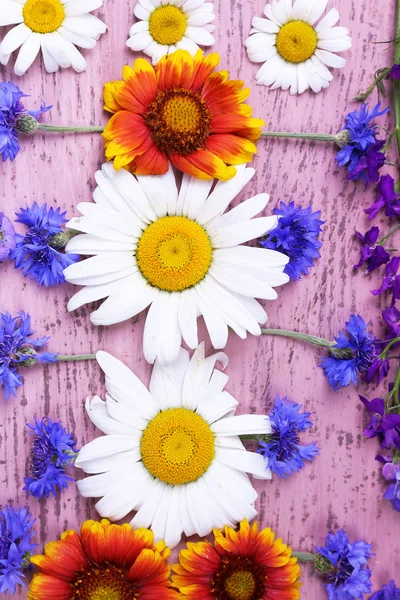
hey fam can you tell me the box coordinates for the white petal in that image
[148,485,173,543]
[66,266,136,287]
[1,23,31,55]
[65,0,103,16]
[318,26,350,40]
[310,54,333,82]
[196,390,238,423]
[47,31,87,72]
[62,14,107,39]
[177,174,213,219]
[182,343,228,410]
[77,467,128,498]
[66,233,134,255]
[90,275,157,326]
[14,31,41,75]
[58,26,97,49]
[193,289,229,349]
[0,2,23,26]
[76,435,141,470]
[210,265,279,300]
[212,414,272,436]
[134,3,151,20]
[197,166,255,225]
[210,216,278,248]
[214,245,289,270]
[95,169,147,227]
[178,289,199,349]
[215,435,245,450]
[216,448,272,479]
[76,202,142,238]
[64,253,134,283]
[185,478,222,536]
[185,25,214,44]
[127,30,154,51]
[131,479,168,529]
[196,369,229,406]
[164,485,184,548]
[207,193,269,234]
[85,395,142,435]
[67,276,135,312]
[96,351,159,418]
[251,16,279,33]
[315,7,339,32]
[67,216,133,243]
[307,0,328,23]
[176,35,199,55]
[129,21,149,36]
[304,57,323,92]
[255,54,285,86]
[263,2,283,25]
[149,347,189,409]
[179,485,196,536]
[187,12,215,25]
[315,48,346,68]
[143,292,181,365]
[95,463,152,520]
[317,37,352,52]
[136,168,178,218]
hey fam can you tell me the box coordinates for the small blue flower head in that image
[260,201,324,281]
[0,81,50,162]
[0,505,37,595]
[0,212,16,261]
[24,417,78,500]
[0,311,58,400]
[315,529,373,600]
[320,315,377,391]
[10,203,79,287]
[336,103,389,183]
[370,581,400,600]
[258,395,319,478]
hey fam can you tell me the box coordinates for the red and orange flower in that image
[28,518,177,600]
[172,519,301,600]
[103,49,264,181]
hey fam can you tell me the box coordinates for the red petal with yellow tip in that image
[28,573,73,600]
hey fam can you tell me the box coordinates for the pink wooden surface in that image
[0,0,398,597]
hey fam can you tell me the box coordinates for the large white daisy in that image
[127,0,215,65]
[64,163,289,365]
[75,344,272,548]
[245,0,352,95]
[0,0,107,76]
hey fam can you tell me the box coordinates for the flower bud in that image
[16,115,39,135]
[335,130,351,148]
[314,554,336,574]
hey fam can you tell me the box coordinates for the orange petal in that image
[79,519,109,565]
[122,59,158,109]
[103,111,149,148]
[31,530,88,581]
[231,117,265,142]
[156,50,194,91]
[127,549,170,584]
[169,149,236,181]
[106,525,155,567]
[140,584,180,600]
[103,81,125,113]
[28,573,73,600]
[131,143,169,175]
[186,50,220,91]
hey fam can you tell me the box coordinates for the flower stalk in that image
[36,124,104,134]
[260,131,337,143]
[57,354,97,362]
[291,551,316,562]
[394,0,400,163]
[261,328,335,349]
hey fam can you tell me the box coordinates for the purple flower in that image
[348,140,386,186]
[364,354,390,385]
[370,580,400,600]
[391,64,400,79]
[0,212,16,261]
[384,470,400,512]
[365,175,400,220]
[372,257,400,304]
[359,396,400,449]
[382,306,400,338]
[354,226,390,273]
[382,461,400,481]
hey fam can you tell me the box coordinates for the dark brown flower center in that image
[210,557,267,600]
[71,565,138,600]
[144,88,212,155]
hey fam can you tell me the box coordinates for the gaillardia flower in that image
[0,505,36,595]
[103,49,264,180]
[172,519,301,600]
[245,0,351,94]
[76,345,273,548]
[64,163,289,365]
[0,0,107,76]
[127,0,215,65]
[24,417,78,500]
[28,519,177,600]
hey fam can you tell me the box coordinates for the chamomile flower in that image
[75,344,273,548]
[0,0,107,76]
[64,163,289,365]
[245,0,352,94]
[127,0,215,65]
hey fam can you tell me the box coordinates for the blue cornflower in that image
[0,505,37,595]
[320,315,378,391]
[336,103,389,184]
[315,529,373,600]
[260,201,324,281]
[0,311,58,400]
[0,81,50,162]
[370,581,400,600]
[24,417,78,499]
[258,395,319,478]
[10,203,79,287]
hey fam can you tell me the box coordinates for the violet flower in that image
[359,396,400,449]
[391,64,400,79]
[347,140,386,186]
[365,175,400,220]
[0,212,16,261]
[384,470,400,512]
[372,257,400,305]
[382,306,400,338]
[354,226,390,273]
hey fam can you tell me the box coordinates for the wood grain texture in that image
[0,0,398,597]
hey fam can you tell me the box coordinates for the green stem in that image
[353,67,391,103]
[378,336,400,359]
[57,354,97,362]
[37,124,104,133]
[260,132,336,143]
[261,328,335,349]
[394,0,400,164]
[292,552,316,562]
[377,222,400,245]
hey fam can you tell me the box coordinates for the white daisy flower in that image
[64,163,289,365]
[76,344,272,548]
[245,0,352,95]
[126,0,215,65]
[0,0,107,76]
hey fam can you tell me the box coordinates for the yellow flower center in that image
[144,88,213,155]
[148,5,187,46]
[72,566,137,600]
[140,408,215,485]
[23,0,65,34]
[136,216,213,292]
[276,20,318,63]
[224,571,257,600]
